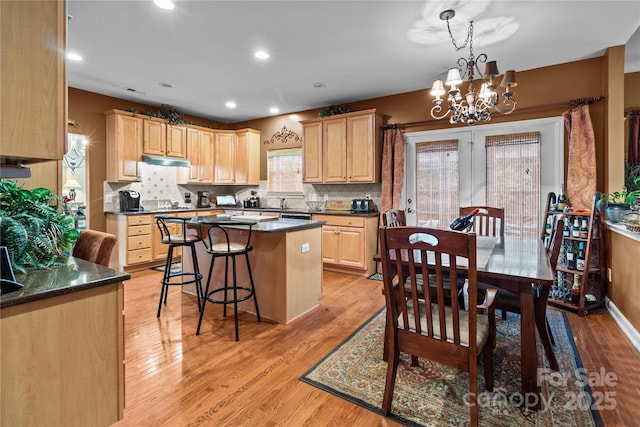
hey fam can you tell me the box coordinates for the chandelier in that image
[430,9,518,125]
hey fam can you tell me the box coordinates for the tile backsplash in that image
[104,163,382,212]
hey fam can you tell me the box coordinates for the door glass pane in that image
[415,139,459,228]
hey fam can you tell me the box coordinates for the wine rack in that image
[542,192,606,315]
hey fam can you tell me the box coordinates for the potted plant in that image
[601,186,640,223]
[0,179,79,273]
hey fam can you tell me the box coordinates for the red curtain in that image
[563,105,597,211]
[380,127,405,218]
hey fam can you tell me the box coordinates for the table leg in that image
[519,284,541,410]
[535,284,559,371]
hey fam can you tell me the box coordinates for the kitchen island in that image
[0,257,129,427]
[182,216,324,325]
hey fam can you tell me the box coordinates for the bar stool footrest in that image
[205,286,255,305]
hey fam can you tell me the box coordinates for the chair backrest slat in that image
[460,206,504,239]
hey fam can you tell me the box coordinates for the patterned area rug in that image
[301,308,604,427]
[150,262,181,274]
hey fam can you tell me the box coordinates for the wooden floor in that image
[113,269,640,426]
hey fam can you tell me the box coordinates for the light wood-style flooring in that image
[112,269,640,426]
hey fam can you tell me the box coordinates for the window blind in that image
[267,148,303,193]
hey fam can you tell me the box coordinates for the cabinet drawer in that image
[127,248,152,265]
[128,234,152,250]
[127,224,152,236]
[314,215,365,228]
[127,215,152,226]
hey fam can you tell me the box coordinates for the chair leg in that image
[196,256,216,335]
[537,312,559,371]
[501,309,508,320]
[157,245,174,317]
[381,345,399,416]
[231,255,240,341]
[223,256,230,318]
[245,252,261,322]
[483,347,494,392]
[189,243,203,312]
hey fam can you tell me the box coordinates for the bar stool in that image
[155,215,204,317]
[196,220,261,341]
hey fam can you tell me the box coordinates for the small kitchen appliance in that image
[197,191,211,208]
[215,194,238,208]
[350,198,376,213]
[243,196,260,208]
[119,190,141,212]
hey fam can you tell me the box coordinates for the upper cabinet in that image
[141,118,167,157]
[105,110,141,182]
[301,109,385,184]
[234,129,260,185]
[1,1,66,162]
[166,125,187,158]
[183,125,214,184]
[213,131,236,185]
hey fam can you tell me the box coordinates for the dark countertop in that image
[0,257,131,309]
[106,207,379,217]
[185,216,326,233]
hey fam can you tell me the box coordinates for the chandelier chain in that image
[445,18,473,53]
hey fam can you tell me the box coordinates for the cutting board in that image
[324,200,351,211]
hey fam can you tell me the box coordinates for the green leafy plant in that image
[127,105,191,124]
[0,180,79,273]
[625,160,640,193]
[600,187,640,206]
[318,105,352,118]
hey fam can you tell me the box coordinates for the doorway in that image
[62,133,88,229]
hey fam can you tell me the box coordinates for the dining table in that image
[375,234,554,410]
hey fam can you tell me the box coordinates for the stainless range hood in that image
[0,163,32,179]
[141,154,190,168]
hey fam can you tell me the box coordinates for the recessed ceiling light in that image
[159,82,173,88]
[226,101,237,109]
[269,107,279,114]
[66,52,83,62]
[254,51,270,60]
[312,82,326,88]
[154,0,175,10]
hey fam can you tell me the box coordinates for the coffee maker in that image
[119,190,141,212]
[197,191,211,208]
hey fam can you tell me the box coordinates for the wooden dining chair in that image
[382,209,406,227]
[72,229,117,267]
[460,206,505,240]
[379,226,498,425]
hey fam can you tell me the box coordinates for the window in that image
[405,117,563,237]
[267,148,303,193]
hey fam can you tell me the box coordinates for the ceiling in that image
[66,0,640,124]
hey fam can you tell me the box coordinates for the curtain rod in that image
[625,109,640,116]
[382,96,605,130]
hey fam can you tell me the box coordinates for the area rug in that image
[367,272,383,281]
[150,262,181,274]
[301,308,604,427]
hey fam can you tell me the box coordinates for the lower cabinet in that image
[312,214,379,277]
[107,213,156,270]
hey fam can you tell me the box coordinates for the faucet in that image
[280,198,286,210]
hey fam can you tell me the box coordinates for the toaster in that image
[350,198,376,213]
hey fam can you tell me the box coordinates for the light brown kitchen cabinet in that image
[106,213,154,270]
[235,129,261,185]
[302,121,323,183]
[214,131,236,184]
[1,0,66,163]
[312,214,379,276]
[142,118,167,156]
[166,125,187,158]
[300,109,385,184]
[182,125,214,184]
[105,110,142,182]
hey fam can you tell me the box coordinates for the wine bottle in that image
[571,274,581,305]
[449,208,480,231]
[580,218,588,239]
[572,217,580,238]
[557,187,568,211]
[576,242,585,271]
[545,216,553,235]
[566,240,576,270]
[563,217,570,237]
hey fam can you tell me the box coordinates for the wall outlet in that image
[301,243,310,253]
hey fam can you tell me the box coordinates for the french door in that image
[404,117,564,238]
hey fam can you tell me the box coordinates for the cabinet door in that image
[214,132,236,184]
[338,227,366,268]
[323,118,348,182]
[321,226,340,264]
[302,122,323,183]
[106,113,141,182]
[186,128,201,182]
[200,130,215,183]
[142,119,167,156]
[235,129,260,185]
[166,125,187,158]
[347,113,376,182]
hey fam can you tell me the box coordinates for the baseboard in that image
[605,297,640,353]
